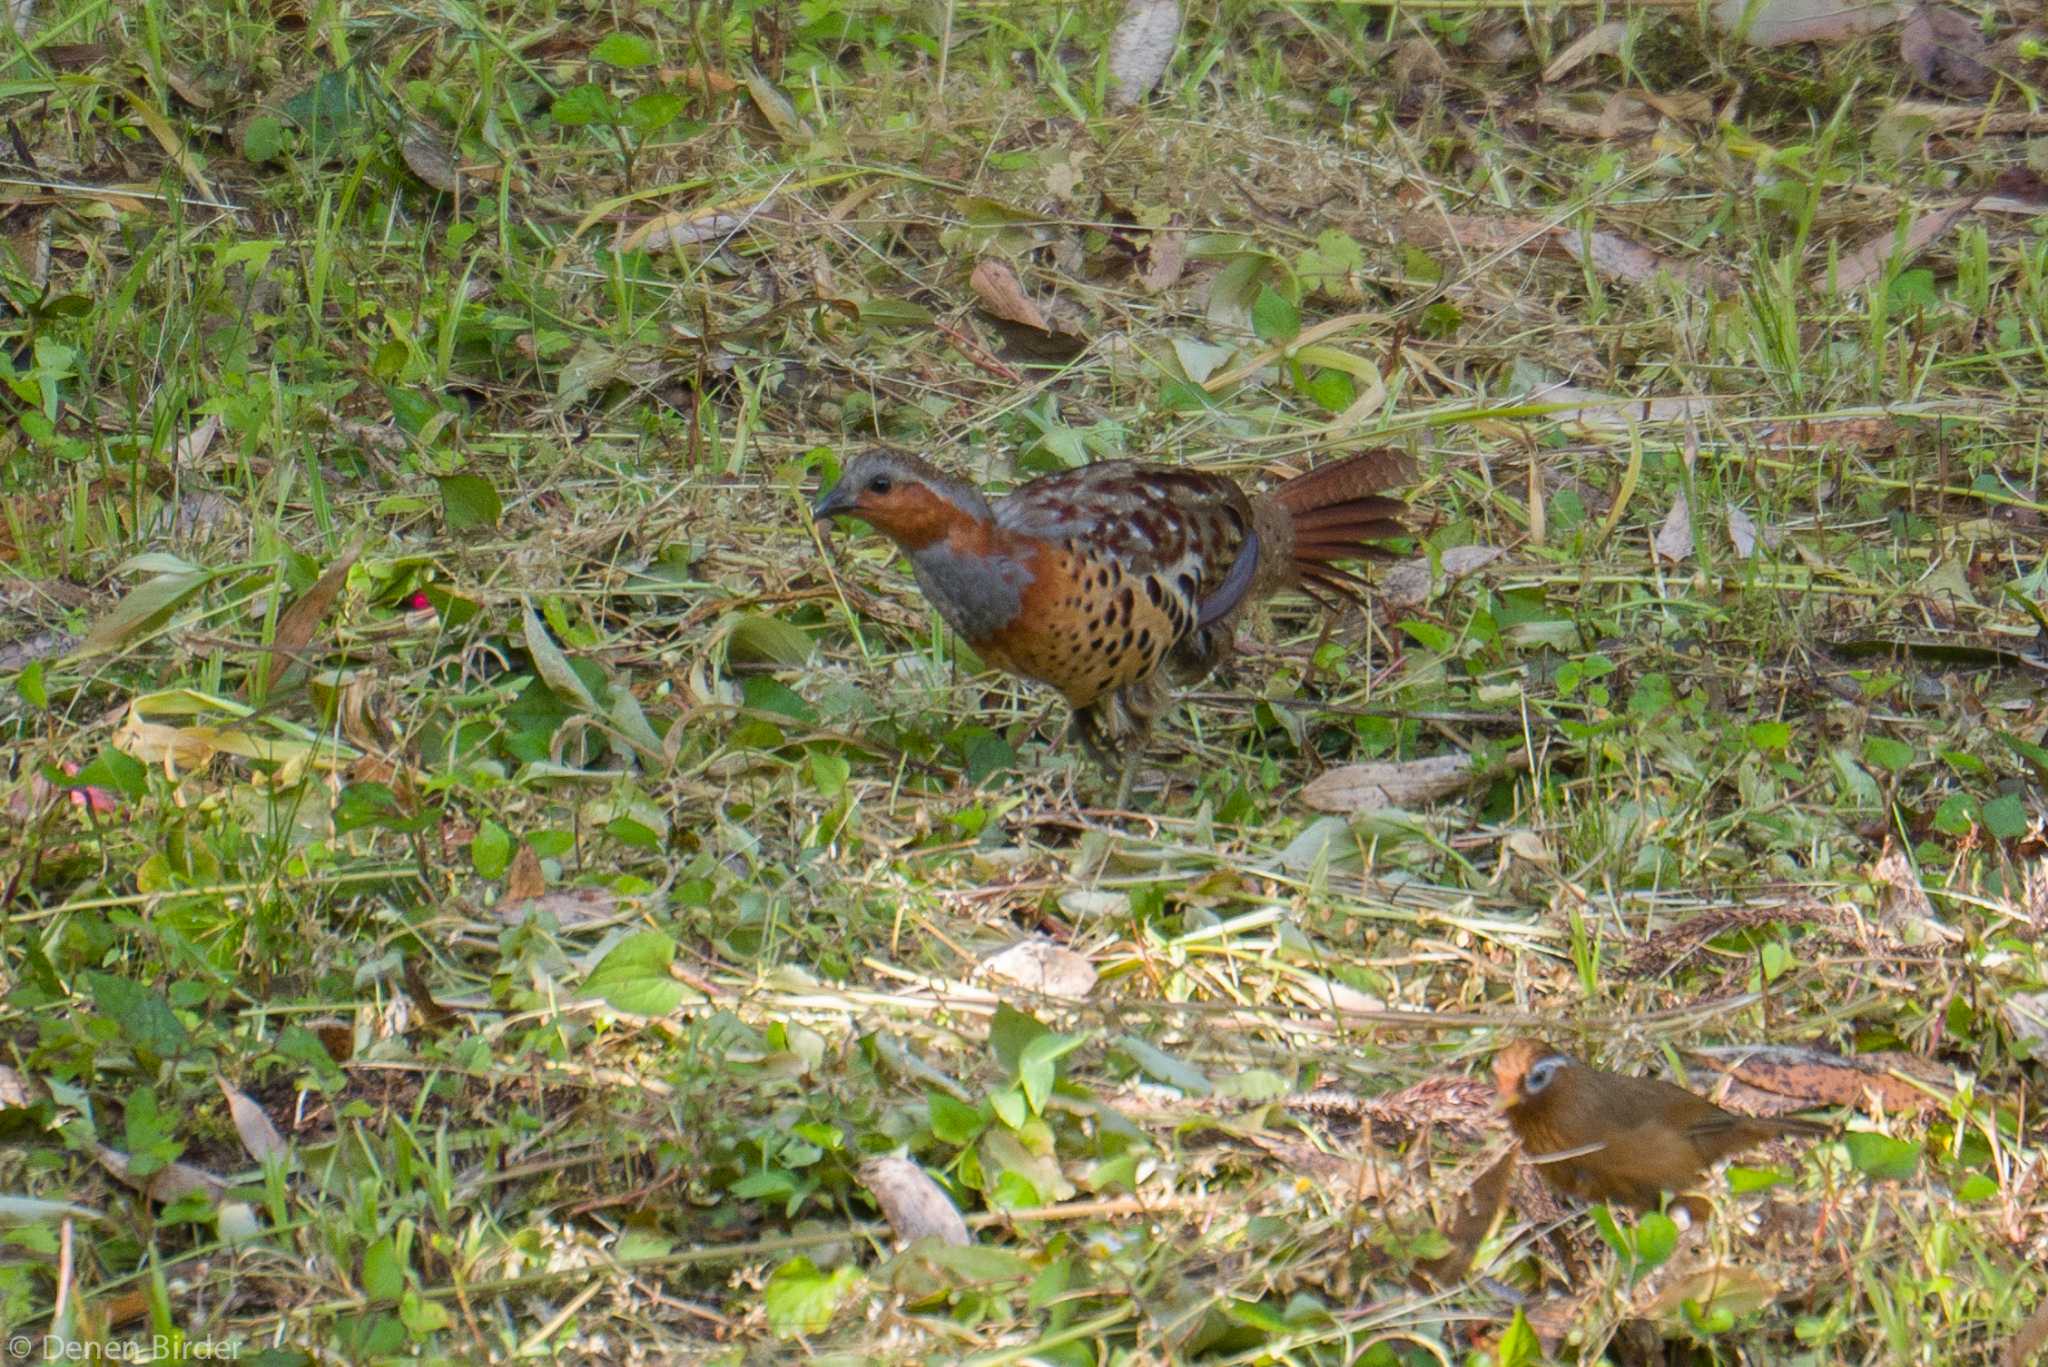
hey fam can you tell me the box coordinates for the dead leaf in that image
[0,1062,31,1108]
[858,1156,972,1247]
[1749,415,1901,453]
[400,123,462,194]
[219,1078,288,1164]
[1300,754,1474,813]
[506,843,548,902]
[95,1144,229,1205]
[1684,1042,1955,1114]
[1829,198,1976,293]
[261,545,358,693]
[1653,492,1693,563]
[1543,20,1626,82]
[1873,838,1960,943]
[1727,503,1761,558]
[1107,0,1181,107]
[627,201,773,253]
[1381,545,1504,608]
[744,69,812,144]
[2006,1292,2048,1367]
[978,938,1097,1000]
[1708,0,1899,47]
[1900,4,1993,96]
[1137,226,1187,293]
[1637,1262,1778,1322]
[969,258,1052,331]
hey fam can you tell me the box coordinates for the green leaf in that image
[1496,1309,1540,1367]
[72,747,147,801]
[1844,1131,1921,1181]
[625,90,683,137]
[242,114,288,162]
[1633,1210,1679,1270]
[87,972,188,1059]
[762,1256,858,1336]
[1251,284,1300,344]
[436,473,501,530]
[1862,735,1914,772]
[583,930,687,1016]
[468,823,509,877]
[1745,720,1790,752]
[74,570,212,658]
[928,1091,986,1146]
[1981,794,2029,840]
[551,83,617,127]
[728,613,815,665]
[523,605,598,709]
[362,1237,404,1302]
[591,32,659,67]
[1114,1034,1213,1095]
[988,1004,1050,1074]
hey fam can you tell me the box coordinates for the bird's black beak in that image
[811,478,856,522]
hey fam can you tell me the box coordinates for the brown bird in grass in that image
[811,448,1411,803]
[1492,1039,1832,1212]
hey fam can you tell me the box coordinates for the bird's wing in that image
[995,463,1258,629]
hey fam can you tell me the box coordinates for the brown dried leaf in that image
[1381,545,1504,608]
[1300,754,1474,813]
[1750,415,1901,453]
[1543,20,1626,82]
[1637,1262,1779,1322]
[506,843,548,902]
[858,1156,971,1247]
[1829,198,1975,293]
[263,544,357,692]
[969,258,1051,331]
[0,1062,31,1108]
[1685,1042,1955,1114]
[744,70,813,144]
[1708,0,1899,47]
[218,1078,288,1164]
[1137,227,1187,293]
[400,124,462,194]
[1900,4,1993,95]
[978,938,1097,1000]
[1653,492,1693,563]
[1107,0,1182,107]
[95,1144,229,1205]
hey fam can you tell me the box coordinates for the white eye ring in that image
[1524,1056,1568,1094]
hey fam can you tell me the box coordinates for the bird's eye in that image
[1525,1058,1563,1094]
[865,474,894,496]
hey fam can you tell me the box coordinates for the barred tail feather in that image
[1272,449,1413,606]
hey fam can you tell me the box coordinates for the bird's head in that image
[811,450,987,551]
[1493,1038,1573,1114]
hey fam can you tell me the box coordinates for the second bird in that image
[1494,1038,1832,1211]
[811,448,1412,802]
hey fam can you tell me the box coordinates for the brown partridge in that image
[811,448,1412,801]
[1493,1039,1831,1212]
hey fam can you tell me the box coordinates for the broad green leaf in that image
[74,570,211,658]
[762,1256,858,1336]
[584,930,687,1016]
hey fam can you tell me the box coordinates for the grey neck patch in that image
[909,543,1031,641]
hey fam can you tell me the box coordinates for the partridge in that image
[1493,1039,1832,1212]
[811,448,1411,801]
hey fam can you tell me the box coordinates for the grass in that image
[2,0,2046,1360]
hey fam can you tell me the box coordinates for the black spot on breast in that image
[1177,571,1197,597]
[1116,586,1134,624]
[1138,629,1152,653]
[1144,578,1164,607]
